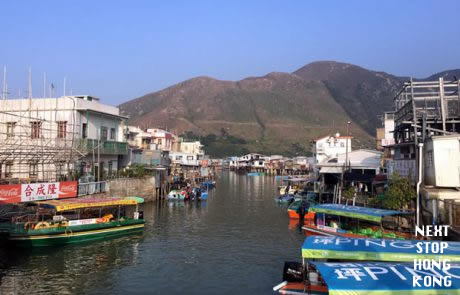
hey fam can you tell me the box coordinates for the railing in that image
[78,181,107,196]
[75,139,128,155]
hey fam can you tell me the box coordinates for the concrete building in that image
[312,133,352,164]
[0,95,127,182]
[147,128,179,152]
[179,140,204,156]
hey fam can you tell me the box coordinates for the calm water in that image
[0,172,305,295]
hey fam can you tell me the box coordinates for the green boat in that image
[6,197,145,247]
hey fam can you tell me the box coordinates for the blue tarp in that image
[302,236,460,261]
[311,261,460,294]
[309,204,412,222]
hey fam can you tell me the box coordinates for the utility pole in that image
[345,121,351,170]
[2,66,7,100]
[43,72,46,98]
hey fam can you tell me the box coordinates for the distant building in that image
[179,140,204,156]
[147,128,179,152]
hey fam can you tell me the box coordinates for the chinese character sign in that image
[0,181,78,204]
[21,182,60,202]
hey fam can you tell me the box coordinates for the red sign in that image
[0,181,78,204]
[0,185,21,204]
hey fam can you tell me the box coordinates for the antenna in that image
[28,67,32,99]
[2,66,6,100]
[43,72,46,98]
[63,77,66,96]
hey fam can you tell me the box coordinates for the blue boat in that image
[200,180,216,189]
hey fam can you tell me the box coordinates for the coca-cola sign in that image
[0,185,21,203]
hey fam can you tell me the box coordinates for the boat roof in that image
[309,204,412,223]
[302,236,460,261]
[282,177,312,182]
[311,261,460,294]
[37,197,139,212]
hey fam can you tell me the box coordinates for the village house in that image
[312,133,352,164]
[0,95,127,182]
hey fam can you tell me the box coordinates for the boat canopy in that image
[311,261,460,294]
[282,177,312,183]
[309,204,412,223]
[37,197,139,212]
[302,236,460,261]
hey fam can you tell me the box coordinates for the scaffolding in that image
[393,77,460,145]
[0,97,86,184]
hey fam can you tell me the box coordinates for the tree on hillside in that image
[382,173,416,210]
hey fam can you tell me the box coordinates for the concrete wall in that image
[106,176,157,201]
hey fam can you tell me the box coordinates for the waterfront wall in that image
[106,177,157,201]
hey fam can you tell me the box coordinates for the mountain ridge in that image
[119,61,460,157]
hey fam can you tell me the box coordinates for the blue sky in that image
[1,0,459,105]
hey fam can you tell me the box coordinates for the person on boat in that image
[296,200,307,221]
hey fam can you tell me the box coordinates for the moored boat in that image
[302,204,415,239]
[275,236,460,294]
[168,190,186,200]
[6,197,145,247]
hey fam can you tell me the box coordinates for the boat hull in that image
[279,282,328,295]
[9,219,145,247]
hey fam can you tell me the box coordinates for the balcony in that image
[76,139,128,155]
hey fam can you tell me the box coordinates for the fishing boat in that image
[302,204,414,239]
[6,197,145,247]
[287,192,319,219]
[274,236,460,294]
[168,190,186,200]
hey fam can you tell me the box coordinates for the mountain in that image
[293,61,405,135]
[119,61,460,157]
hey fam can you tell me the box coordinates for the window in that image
[158,139,162,145]
[259,161,263,165]
[340,142,345,147]
[110,128,116,140]
[57,121,67,139]
[82,123,88,138]
[6,122,16,138]
[29,162,38,177]
[100,127,107,140]
[5,162,13,178]
[31,121,41,139]
[187,156,194,160]
[108,161,113,176]
[176,155,183,160]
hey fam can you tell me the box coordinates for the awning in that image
[311,261,460,294]
[302,236,460,261]
[309,204,412,223]
[421,187,460,201]
[37,197,139,212]
[319,166,343,174]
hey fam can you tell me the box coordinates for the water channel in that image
[0,172,305,294]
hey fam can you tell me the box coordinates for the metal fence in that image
[78,181,107,196]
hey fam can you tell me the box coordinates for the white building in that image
[179,140,204,156]
[318,149,382,176]
[0,95,127,181]
[147,128,179,152]
[169,152,202,167]
[312,133,352,164]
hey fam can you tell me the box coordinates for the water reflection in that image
[0,172,305,295]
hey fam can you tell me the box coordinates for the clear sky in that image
[1,0,459,105]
